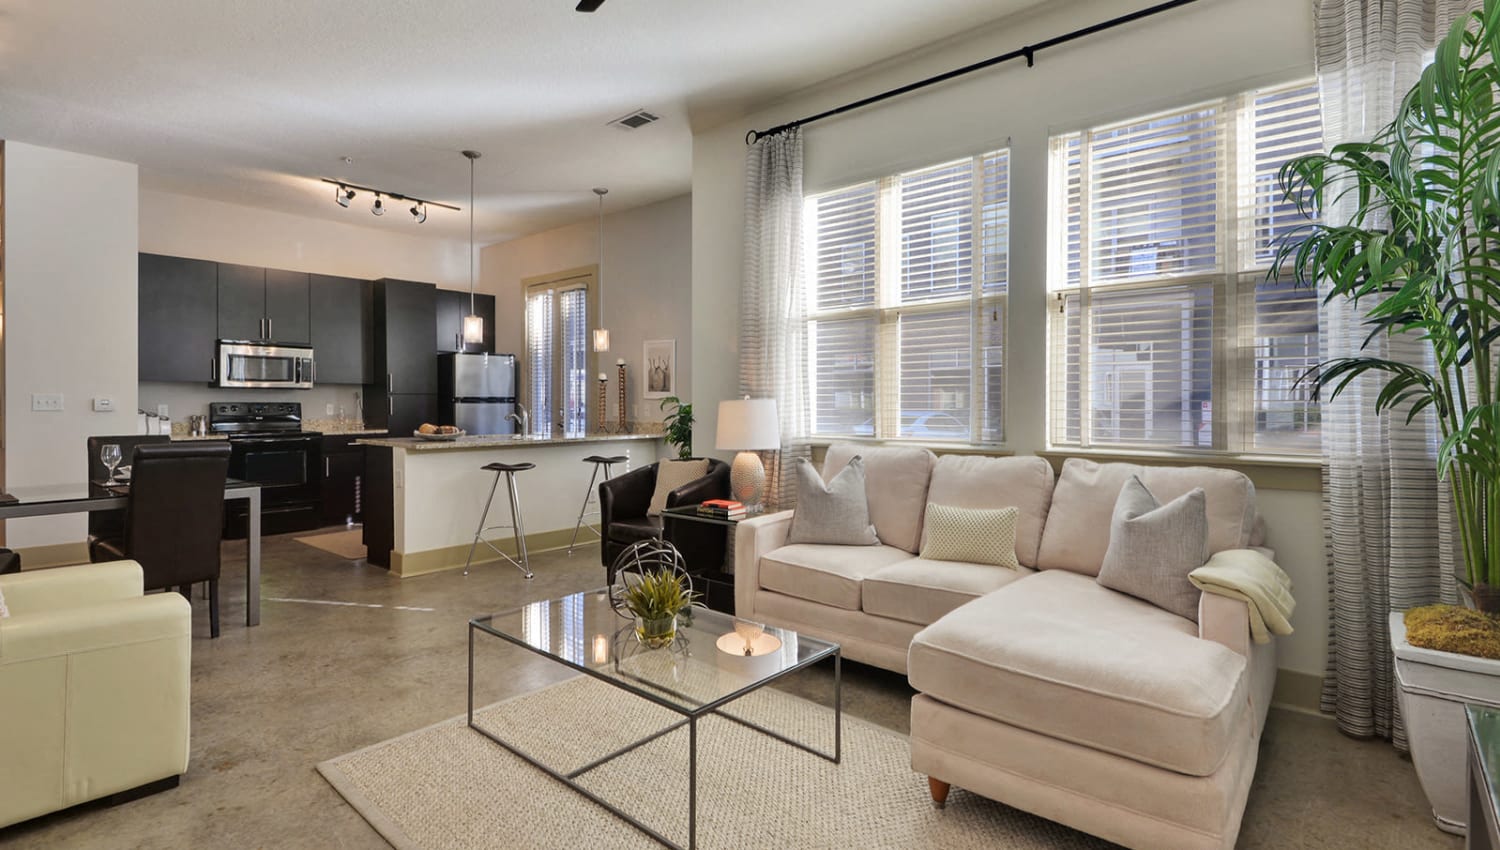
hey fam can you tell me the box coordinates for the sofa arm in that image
[734,510,794,617]
[0,591,190,663]
[1198,592,1253,658]
[0,561,144,616]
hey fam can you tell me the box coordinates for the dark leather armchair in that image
[599,459,729,581]
[90,442,232,637]
[86,434,171,550]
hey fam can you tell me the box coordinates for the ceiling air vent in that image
[609,109,660,130]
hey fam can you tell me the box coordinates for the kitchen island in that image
[356,433,663,576]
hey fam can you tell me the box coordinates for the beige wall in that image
[480,194,692,427]
[4,142,140,548]
[690,0,1329,678]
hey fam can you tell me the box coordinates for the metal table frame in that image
[468,606,841,850]
[0,482,264,626]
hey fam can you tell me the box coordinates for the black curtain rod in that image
[745,0,1204,145]
[319,177,462,211]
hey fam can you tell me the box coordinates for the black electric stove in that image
[210,402,324,537]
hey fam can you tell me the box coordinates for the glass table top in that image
[0,478,256,505]
[472,589,838,716]
[1470,705,1500,819]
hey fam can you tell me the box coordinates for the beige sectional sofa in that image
[733,444,1276,850]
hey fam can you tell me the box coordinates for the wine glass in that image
[100,444,123,483]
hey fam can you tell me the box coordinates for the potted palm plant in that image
[659,396,694,460]
[1275,3,1500,833]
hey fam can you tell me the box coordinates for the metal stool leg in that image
[463,469,505,576]
[506,471,533,579]
[568,462,605,554]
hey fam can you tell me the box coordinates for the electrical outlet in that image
[31,393,63,412]
[93,397,115,412]
[326,403,335,416]
[157,404,169,418]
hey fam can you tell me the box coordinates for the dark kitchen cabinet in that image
[218,263,310,343]
[386,394,438,437]
[369,279,438,433]
[139,254,219,383]
[321,434,369,526]
[310,275,372,384]
[436,288,497,354]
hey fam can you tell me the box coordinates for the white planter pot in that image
[1390,611,1500,835]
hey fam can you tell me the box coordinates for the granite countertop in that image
[356,433,663,452]
[169,434,229,442]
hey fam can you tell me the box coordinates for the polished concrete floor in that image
[0,529,1462,849]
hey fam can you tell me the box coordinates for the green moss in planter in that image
[1405,605,1500,660]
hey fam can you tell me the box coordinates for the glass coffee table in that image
[469,589,841,850]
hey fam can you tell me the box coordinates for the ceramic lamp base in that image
[730,451,766,508]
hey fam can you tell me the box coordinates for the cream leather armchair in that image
[0,561,191,828]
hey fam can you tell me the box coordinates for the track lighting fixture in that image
[320,178,457,224]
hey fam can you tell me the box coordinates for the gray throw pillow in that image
[786,456,880,546]
[1096,475,1208,621]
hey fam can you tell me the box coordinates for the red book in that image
[702,499,744,510]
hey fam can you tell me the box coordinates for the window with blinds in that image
[805,149,1008,444]
[524,275,593,437]
[1047,81,1322,455]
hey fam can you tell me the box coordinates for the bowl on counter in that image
[412,430,466,442]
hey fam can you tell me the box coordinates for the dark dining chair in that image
[89,442,232,637]
[86,434,171,558]
[598,459,730,583]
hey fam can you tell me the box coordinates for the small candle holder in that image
[616,359,628,434]
[597,373,608,434]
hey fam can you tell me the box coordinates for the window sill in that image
[803,437,1014,457]
[1036,448,1321,492]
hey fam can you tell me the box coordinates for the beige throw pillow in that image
[648,458,710,516]
[786,457,880,546]
[1096,475,1208,621]
[919,504,1021,569]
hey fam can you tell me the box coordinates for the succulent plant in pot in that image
[619,566,698,648]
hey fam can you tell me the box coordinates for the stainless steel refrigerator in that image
[438,353,518,435]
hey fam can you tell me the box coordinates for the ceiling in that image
[0,0,1052,243]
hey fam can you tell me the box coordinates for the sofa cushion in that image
[922,454,1055,567]
[1096,476,1208,622]
[863,558,1032,626]
[758,543,911,611]
[822,444,934,554]
[920,504,1020,569]
[1035,458,1258,576]
[786,457,880,546]
[908,570,1248,776]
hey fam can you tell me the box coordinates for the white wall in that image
[137,189,473,423]
[4,142,140,547]
[691,0,1329,677]
[480,194,692,426]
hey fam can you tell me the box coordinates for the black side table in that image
[660,506,759,613]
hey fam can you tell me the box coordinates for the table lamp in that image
[715,398,780,509]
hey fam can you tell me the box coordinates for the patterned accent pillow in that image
[1096,475,1208,621]
[919,503,1021,569]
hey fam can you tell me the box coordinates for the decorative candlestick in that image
[616,358,627,433]
[597,373,608,434]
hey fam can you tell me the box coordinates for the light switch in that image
[31,393,63,412]
[93,397,115,412]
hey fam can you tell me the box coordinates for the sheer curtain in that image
[741,129,809,509]
[1314,0,1475,744]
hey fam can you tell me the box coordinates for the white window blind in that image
[806,148,1009,444]
[1048,81,1322,454]
[524,277,592,437]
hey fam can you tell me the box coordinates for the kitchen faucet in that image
[506,403,530,435]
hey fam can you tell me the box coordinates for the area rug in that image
[317,675,1109,850]
[293,528,367,560]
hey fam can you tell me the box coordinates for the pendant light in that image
[462,150,484,346]
[592,187,610,352]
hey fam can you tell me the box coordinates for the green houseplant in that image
[619,567,697,648]
[659,396,693,460]
[1276,3,1500,609]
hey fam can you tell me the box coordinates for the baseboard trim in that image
[1272,669,1326,716]
[14,541,90,569]
[391,530,596,577]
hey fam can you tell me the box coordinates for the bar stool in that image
[464,461,536,579]
[569,455,628,555]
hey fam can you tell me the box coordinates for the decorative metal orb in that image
[608,538,694,618]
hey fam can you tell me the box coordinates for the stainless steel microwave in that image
[214,341,315,389]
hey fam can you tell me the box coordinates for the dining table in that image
[0,478,264,626]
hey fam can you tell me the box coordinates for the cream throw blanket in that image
[1189,549,1295,644]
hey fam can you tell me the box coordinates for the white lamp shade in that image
[462,314,485,344]
[716,398,780,451]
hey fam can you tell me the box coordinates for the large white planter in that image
[1390,611,1500,834]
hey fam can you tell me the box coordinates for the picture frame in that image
[643,339,676,399]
